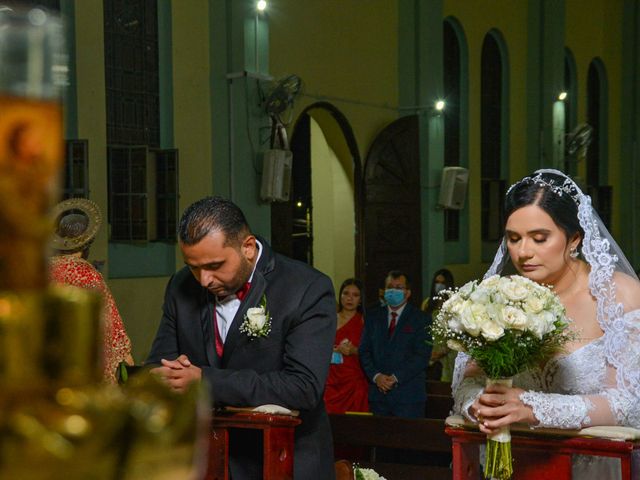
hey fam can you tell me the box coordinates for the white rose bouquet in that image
[431,274,572,480]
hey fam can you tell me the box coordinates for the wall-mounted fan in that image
[566,123,593,157]
[262,74,302,149]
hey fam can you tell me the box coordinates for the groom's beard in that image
[213,254,254,299]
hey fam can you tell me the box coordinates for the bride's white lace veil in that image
[453,169,640,410]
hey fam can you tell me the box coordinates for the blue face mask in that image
[384,288,405,307]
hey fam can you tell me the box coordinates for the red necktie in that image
[213,282,252,357]
[213,308,223,357]
[236,281,251,301]
[388,311,398,337]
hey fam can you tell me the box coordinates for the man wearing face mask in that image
[359,270,431,417]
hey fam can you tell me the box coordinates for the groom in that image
[146,196,336,480]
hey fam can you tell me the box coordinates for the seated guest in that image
[359,270,431,418]
[324,278,369,414]
[145,196,336,480]
[49,198,134,384]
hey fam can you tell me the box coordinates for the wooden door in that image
[363,115,422,307]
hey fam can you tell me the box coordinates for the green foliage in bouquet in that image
[468,328,570,379]
[430,274,573,379]
[354,465,387,480]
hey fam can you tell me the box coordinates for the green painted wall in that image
[269,0,399,158]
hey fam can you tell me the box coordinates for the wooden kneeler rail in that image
[206,411,301,480]
[445,415,640,480]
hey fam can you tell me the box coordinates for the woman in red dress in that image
[49,198,134,384]
[324,278,369,414]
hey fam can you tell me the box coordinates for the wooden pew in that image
[426,380,453,419]
[330,414,452,479]
[426,380,453,396]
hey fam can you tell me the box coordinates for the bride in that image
[452,169,640,478]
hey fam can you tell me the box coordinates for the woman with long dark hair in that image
[423,268,456,381]
[452,170,640,477]
[324,278,369,414]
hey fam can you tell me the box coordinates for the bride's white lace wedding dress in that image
[454,322,640,479]
[452,169,640,479]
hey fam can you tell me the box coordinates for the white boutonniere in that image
[239,294,272,338]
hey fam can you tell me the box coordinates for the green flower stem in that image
[484,439,513,480]
[484,440,513,480]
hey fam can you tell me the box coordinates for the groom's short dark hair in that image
[178,196,251,247]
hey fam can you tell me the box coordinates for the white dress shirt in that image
[388,303,406,327]
[215,240,262,342]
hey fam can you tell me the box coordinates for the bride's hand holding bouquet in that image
[432,274,573,480]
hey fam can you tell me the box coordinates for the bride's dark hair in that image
[504,171,584,244]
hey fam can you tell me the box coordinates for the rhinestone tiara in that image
[506,171,583,205]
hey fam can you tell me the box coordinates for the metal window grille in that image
[104,0,160,147]
[62,139,89,199]
[108,145,178,242]
[108,145,148,241]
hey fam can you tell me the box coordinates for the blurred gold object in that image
[0,376,206,480]
[0,7,207,479]
[0,287,103,388]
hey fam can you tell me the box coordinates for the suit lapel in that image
[221,270,267,362]
[394,305,409,337]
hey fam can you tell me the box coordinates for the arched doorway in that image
[270,102,362,290]
[362,114,421,306]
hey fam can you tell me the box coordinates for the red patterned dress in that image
[324,312,369,414]
[50,255,133,384]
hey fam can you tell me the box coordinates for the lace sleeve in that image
[451,352,485,421]
[453,376,484,421]
[519,392,594,429]
[603,387,640,428]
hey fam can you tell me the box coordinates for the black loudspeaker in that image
[260,149,292,202]
[438,166,469,210]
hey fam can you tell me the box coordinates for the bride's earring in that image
[570,247,579,259]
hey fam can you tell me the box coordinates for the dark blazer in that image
[359,302,431,405]
[146,239,336,480]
